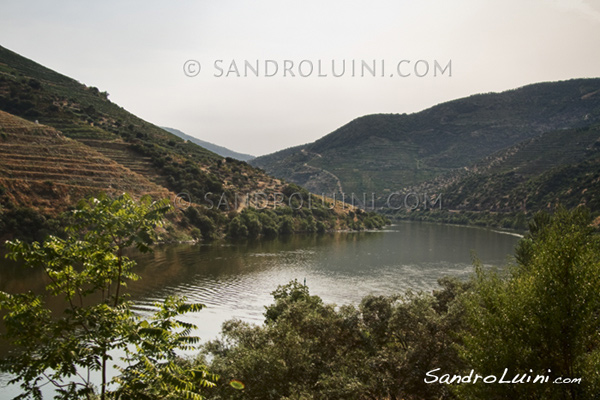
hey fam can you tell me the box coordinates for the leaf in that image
[229,379,245,390]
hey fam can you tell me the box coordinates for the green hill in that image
[386,122,600,229]
[433,123,600,211]
[0,44,386,241]
[251,79,600,197]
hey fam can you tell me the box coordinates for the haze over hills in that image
[0,44,386,240]
[251,79,600,201]
[161,126,255,162]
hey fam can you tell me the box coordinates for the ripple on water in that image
[123,224,519,340]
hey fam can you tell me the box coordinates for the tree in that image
[0,193,218,400]
[203,279,466,400]
[241,210,262,239]
[278,216,295,235]
[204,280,368,400]
[227,216,248,238]
[458,206,600,399]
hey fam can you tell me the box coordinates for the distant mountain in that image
[251,79,600,198]
[161,126,255,162]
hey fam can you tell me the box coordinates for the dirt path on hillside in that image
[300,149,344,194]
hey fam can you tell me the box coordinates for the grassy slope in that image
[0,110,172,213]
[439,123,600,212]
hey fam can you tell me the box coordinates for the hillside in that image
[251,79,600,197]
[0,110,172,212]
[385,122,600,229]
[0,44,387,241]
[161,126,255,161]
[440,123,600,210]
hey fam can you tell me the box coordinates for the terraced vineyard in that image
[0,110,173,214]
[78,139,171,188]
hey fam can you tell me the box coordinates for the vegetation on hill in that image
[388,123,600,230]
[0,45,387,241]
[438,124,600,212]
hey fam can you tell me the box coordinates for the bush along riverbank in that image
[0,187,390,243]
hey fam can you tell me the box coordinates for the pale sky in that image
[1,0,599,156]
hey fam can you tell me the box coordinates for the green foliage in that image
[392,209,529,231]
[425,124,600,219]
[316,220,327,233]
[278,215,295,235]
[458,206,600,399]
[0,206,63,242]
[222,205,388,240]
[227,216,249,239]
[203,279,467,400]
[0,193,218,400]
[257,210,279,237]
[134,147,226,203]
[113,297,218,400]
[361,213,389,230]
[185,207,218,240]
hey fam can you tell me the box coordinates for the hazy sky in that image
[1,0,599,156]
